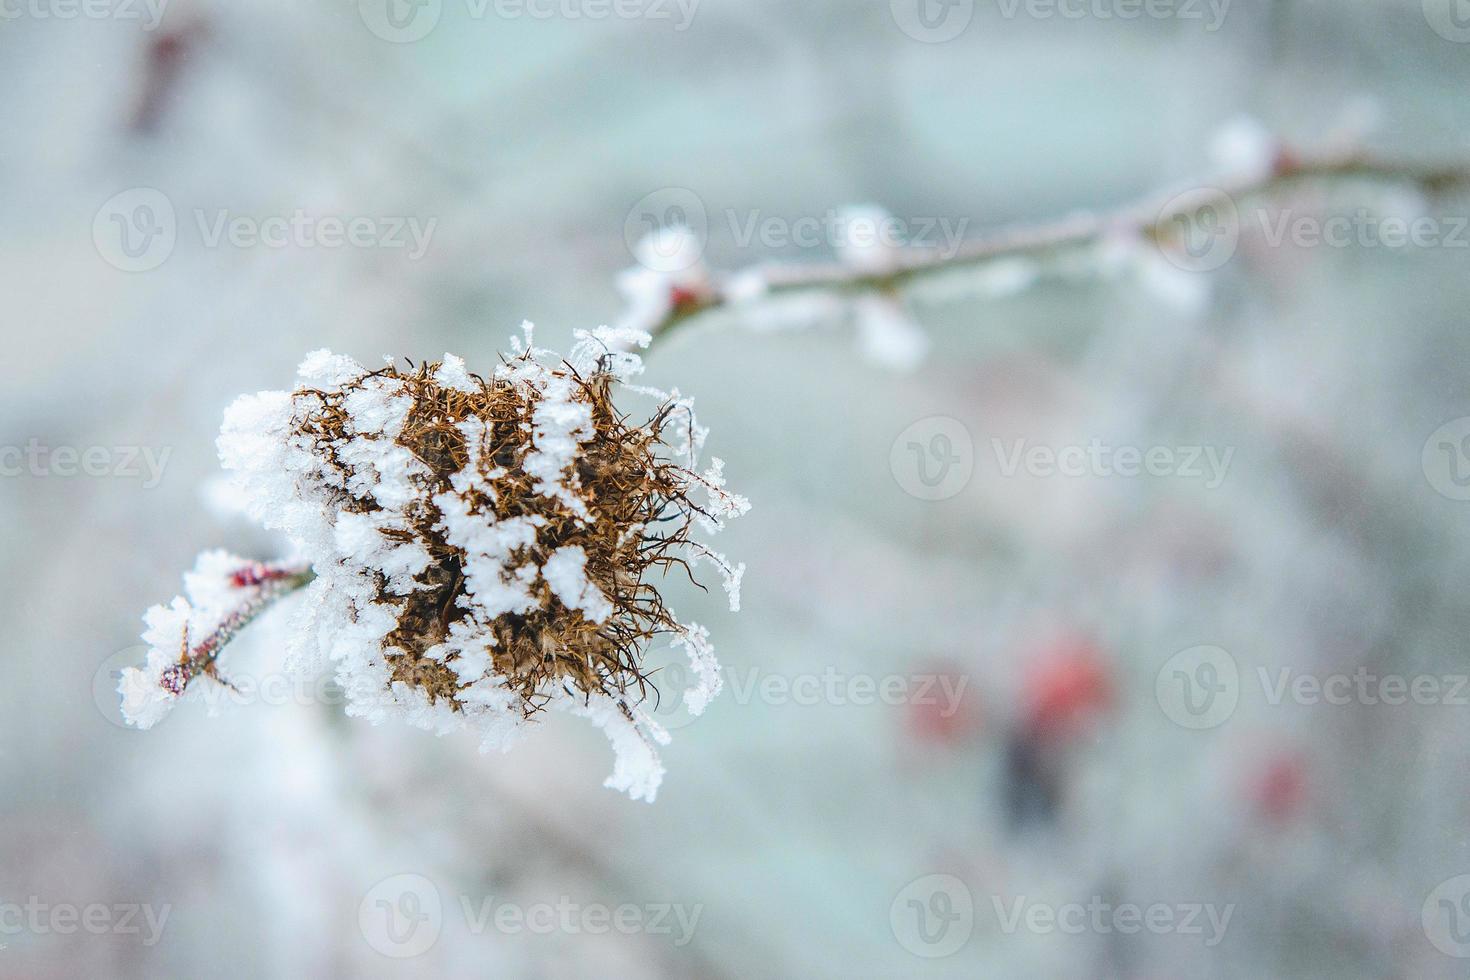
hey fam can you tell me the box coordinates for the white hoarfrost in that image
[614,206,939,372]
[190,324,747,801]
[542,546,615,623]
[120,550,308,730]
[1209,115,1278,184]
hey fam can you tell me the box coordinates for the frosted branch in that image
[631,149,1470,348]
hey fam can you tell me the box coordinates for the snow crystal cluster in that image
[126,324,747,802]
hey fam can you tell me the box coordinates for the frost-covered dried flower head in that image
[127,324,746,801]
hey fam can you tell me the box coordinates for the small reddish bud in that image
[1272,147,1302,177]
[230,563,271,588]
[230,562,295,588]
[158,663,191,697]
[669,285,704,312]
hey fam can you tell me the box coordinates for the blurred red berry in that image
[1022,636,1113,740]
[669,284,704,312]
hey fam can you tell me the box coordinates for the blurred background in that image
[5,0,1470,976]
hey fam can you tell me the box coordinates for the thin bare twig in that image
[646,150,1470,345]
[165,564,316,692]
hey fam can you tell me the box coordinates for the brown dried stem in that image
[161,563,316,694]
